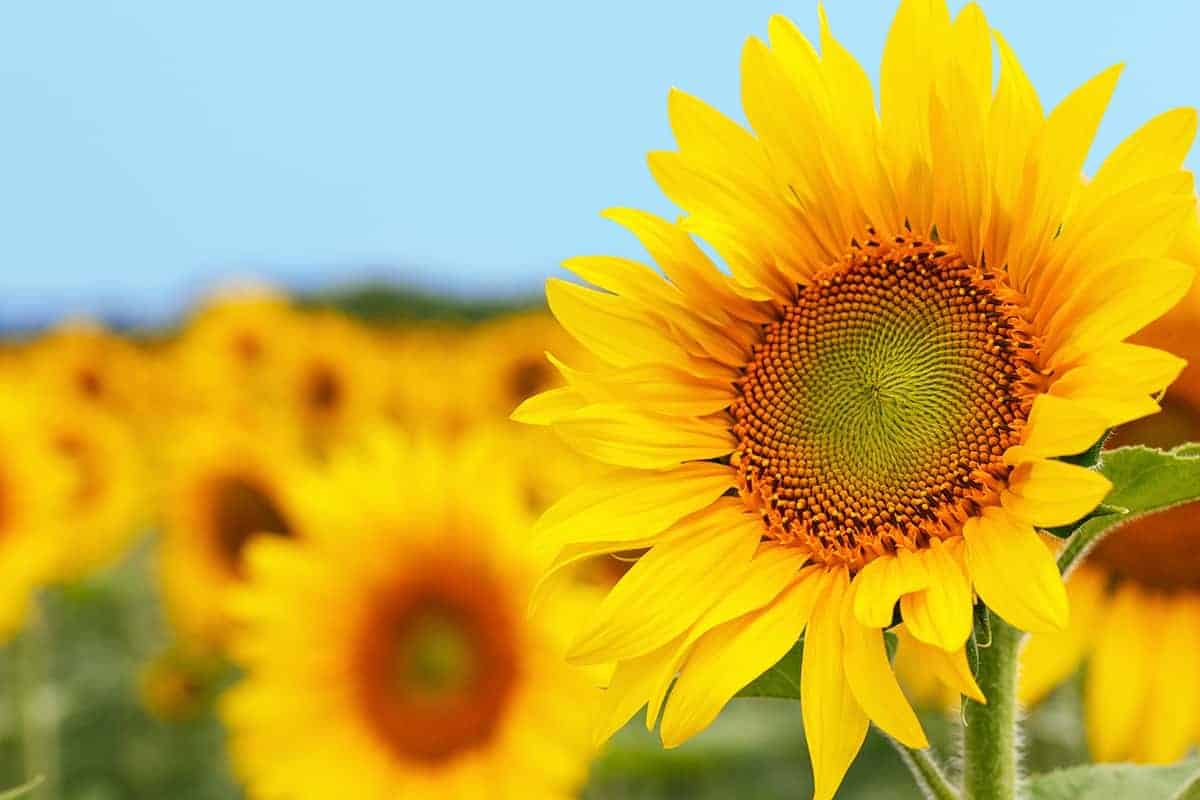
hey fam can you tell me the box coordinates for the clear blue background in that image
[1,2,1195,324]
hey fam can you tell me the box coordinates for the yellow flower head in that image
[1022,278,1200,765]
[171,286,298,419]
[22,319,152,423]
[158,419,308,651]
[274,311,391,449]
[220,434,598,799]
[39,398,150,581]
[0,391,73,641]
[515,2,1200,796]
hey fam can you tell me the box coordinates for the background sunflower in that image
[1022,278,1200,765]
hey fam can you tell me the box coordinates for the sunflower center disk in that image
[357,561,521,764]
[731,237,1039,570]
[210,476,293,575]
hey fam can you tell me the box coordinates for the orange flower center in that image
[354,556,520,764]
[508,356,556,408]
[304,363,344,415]
[730,236,1040,570]
[208,476,293,576]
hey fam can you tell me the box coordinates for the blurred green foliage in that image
[300,282,541,325]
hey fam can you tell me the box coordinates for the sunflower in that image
[220,435,597,799]
[22,319,151,423]
[171,286,298,420]
[38,398,149,581]
[0,390,72,641]
[514,3,1199,795]
[274,311,390,450]
[1021,276,1200,764]
[158,419,307,651]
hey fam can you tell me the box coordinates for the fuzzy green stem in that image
[889,737,961,800]
[961,613,1021,800]
[17,605,58,800]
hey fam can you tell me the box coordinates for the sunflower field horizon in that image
[3,2,1200,800]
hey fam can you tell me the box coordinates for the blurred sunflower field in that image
[0,283,1189,800]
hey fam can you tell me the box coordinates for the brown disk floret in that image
[730,235,1042,571]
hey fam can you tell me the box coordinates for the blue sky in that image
[1,2,1197,324]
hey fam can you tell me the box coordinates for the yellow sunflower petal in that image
[530,537,659,615]
[738,38,843,271]
[594,638,682,747]
[1001,459,1112,528]
[1019,567,1106,707]
[1048,257,1195,370]
[1034,175,1196,319]
[841,583,928,748]
[1085,583,1153,762]
[1049,365,1171,428]
[563,255,682,311]
[1005,394,1109,464]
[984,30,1044,266]
[554,405,733,470]
[1060,341,1187,398]
[853,548,928,629]
[963,507,1068,633]
[1135,594,1200,764]
[879,0,951,225]
[646,147,799,301]
[567,501,760,664]
[565,254,754,367]
[534,462,735,553]
[546,279,697,372]
[1089,107,1199,202]
[802,569,869,800]
[510,385,587,425]
[550,353,735,417]
[896,627,986,704]
[646,549,813,727]
[1009,64,1123,291]
[660,569,825,747]
[817,7,899,235]
[899,537,973,651]
[601,206,776,311]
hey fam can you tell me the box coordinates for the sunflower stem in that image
[961,613,1021,800]
[888,736,960,800]
[15,604,58,800]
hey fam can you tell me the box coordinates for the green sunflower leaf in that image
[1027,760,1200,800]
[1057,444,1200,574]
